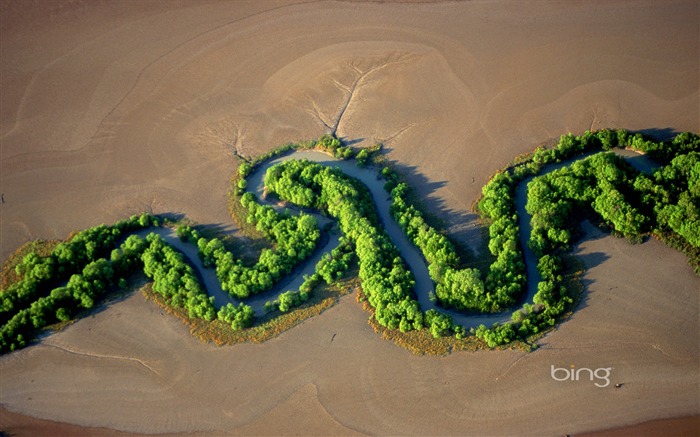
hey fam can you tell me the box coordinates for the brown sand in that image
[582,416,700,437]
[2,410,697,437]
[1,0,698,435]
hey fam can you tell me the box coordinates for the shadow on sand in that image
[633,127,680,141]
[382,146,486,260]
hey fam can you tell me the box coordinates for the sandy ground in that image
[2,409,698,437]
[0,0,698,435]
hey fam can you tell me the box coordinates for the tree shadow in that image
[158,212,186,222]
[621,153,661,173]
[157,212,238,240]
[382,150,487,262]
[33,277,149,346]
[341,136,365,146]
[574,251,610,270]
[194,222,238,239]
[632,127,679,141]
[553,222,618,327]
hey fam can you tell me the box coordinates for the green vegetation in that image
[193,200,321,299]
[1,130,697,355]
[264,290,310,313]
[144,276,356,348]
[217,303,255,330]
[391,173,524,314]
[0,213,158,351]
[356,143,383,167]
[472,129,699,347]
[142,233,217,321]
[0,135,363,353]
[263,159,424,332]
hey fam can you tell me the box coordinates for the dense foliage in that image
[0,214,158,352]
[2,213,157,325]
[218,302,255,330]
[1,214,245,352]
[263,159,425,332]
[391,173,524,313]
[473,130,699,347]
[194,201,321,299]
[142,233,217,321]
[1,130,697,354]
[649,152,700,247]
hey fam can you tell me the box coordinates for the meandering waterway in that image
[148,149,659,328]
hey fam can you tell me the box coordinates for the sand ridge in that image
[1,0,698,435]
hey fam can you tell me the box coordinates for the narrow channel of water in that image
[149,148,659,327]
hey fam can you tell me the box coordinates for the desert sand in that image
[0,0,698,435]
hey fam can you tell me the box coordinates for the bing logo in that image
[550,364,612,388]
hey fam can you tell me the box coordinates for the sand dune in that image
[1,0,698,435]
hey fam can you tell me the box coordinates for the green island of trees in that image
[1,130,698,354]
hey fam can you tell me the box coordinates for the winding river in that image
[145,148,659,329]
